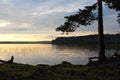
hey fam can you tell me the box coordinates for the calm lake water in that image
[0,44,119,65]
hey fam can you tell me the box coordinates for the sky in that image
[0,0,119,41]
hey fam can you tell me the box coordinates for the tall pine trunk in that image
[98,0,106,62]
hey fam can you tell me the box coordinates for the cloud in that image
[0,34,51,41]
[0,0,119,41]
[0,20,12,27]
[0,0,12,4]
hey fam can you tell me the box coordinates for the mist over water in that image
[0,44,119,65]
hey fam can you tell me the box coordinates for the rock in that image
[61,61,72,65]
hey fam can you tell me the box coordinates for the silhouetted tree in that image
[103,0,120,23]
[103,0,120,10]
[56,0,120,63]
[97,0,105,62]
[56,3,97,34]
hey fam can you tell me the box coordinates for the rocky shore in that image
[0,57,120,80]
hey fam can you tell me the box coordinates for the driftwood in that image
[89,57,98,62]
[111,52,120,58]
[0,60,7,63]
[88,52,120,62]
[7,56,14,63]
[0,56,14,63]
[87,52,120,66]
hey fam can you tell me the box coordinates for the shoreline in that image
[0,55,120,80]
[0,41,51,44]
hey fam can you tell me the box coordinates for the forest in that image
[52,34,120,45]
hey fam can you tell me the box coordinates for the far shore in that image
[0,41,51,44]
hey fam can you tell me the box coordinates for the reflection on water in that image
[0,44,119,65]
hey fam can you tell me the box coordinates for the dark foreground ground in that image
[0,58,120,80]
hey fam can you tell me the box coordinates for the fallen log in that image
[89,57,98,62]
[0,56,14,63]
[0,60,7,63]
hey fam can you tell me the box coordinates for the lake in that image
[0,44,119,65]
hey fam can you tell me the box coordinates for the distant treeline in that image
[52,34,120,45]
[0,41,51,44]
